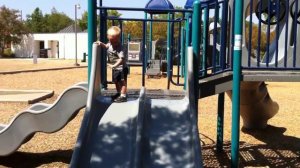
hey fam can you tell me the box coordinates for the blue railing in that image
[97,5,190,88]
[199,0,300,79]
[199,0,231,78]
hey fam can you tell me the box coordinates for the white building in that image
[12,25,88,59]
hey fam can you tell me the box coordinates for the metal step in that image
[198,72,233,98]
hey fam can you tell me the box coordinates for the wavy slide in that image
[227,82,279,129]
[0,82,88,156]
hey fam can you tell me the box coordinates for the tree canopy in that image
[78,11,88,31]
[25,7,73,33]
[0,6,28,56]
[77,10,122,31]
[25,8,46,33]
[24,7,184,41]
[45,8,73,32]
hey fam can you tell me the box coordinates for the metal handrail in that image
[97,6,193,13]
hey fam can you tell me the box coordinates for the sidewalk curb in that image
[0,66,88,75]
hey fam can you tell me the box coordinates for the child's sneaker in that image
[111,93,120,101]
[114,96,127,103]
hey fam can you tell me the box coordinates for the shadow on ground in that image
[0,124,299,167]
[201,125,300,167]
[0,149,72,167]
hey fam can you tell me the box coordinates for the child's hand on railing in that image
[107,64,115,69]
[94,41,107,48]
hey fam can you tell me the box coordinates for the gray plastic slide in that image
[0,82,88,156]
[71,90,202,167]
[143,97,201,167]
[70,45,203,167]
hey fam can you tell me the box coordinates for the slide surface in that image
[70,91,202,168]
[70,45,203,167]
[144,97,200,167]
[0,82,88,156]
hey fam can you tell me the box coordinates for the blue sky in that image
[1,0,186,20]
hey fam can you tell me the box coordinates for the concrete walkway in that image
[0,89,54,104]
[0,65,87,75]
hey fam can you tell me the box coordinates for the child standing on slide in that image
[95,26,128,102]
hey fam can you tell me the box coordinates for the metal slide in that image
[70,45,203,167]
[0,82,88,156]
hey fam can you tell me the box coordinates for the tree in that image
[123,21,143,39]
[107,10,122,28]
[0,6,28,56]
[46,8,73,32]
[141,7,184,40]
[78,11,88,30]
[26,7,73,33]
[108,10,121,18]
[25,8,47,33]
[78,10,122,31]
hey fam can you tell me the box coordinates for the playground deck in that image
[102,88,185,100]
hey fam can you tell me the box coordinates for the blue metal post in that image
[257,0,262,67]
[87,0,97,81]
[150,14,153,59]
[120,21,123,45]
[180,27,185,78]
[247,0,253,67]
[177,21,182,84]
[293,0,298,67]
[121,32,124,46]
[142,21,146,87]
[100,9,108,89]
[232,0,243,167]
[128,33,131,75]
[212,3,219,73]
[202,7,209,76]
[167,12,171,89]
[144,12,148,72]
[220,1,229,70]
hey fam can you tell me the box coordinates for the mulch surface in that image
[0,59,299,167]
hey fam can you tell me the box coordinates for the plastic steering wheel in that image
[255,0,286,25]
[290,0,300,24]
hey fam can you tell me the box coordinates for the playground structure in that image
[0,0,299,167]
[78,0,300,167]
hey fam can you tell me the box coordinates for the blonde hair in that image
[107,26,121,37]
